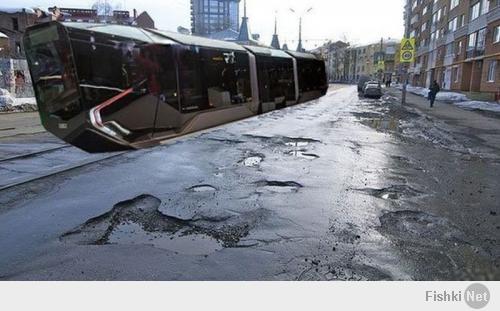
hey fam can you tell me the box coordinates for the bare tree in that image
[92,0,120,16]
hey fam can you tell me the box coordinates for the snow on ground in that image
[396,84,499,114]
[0,88,37,112]
[454,101,500,113]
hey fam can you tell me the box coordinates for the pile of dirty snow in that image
[454,101,500,114]
[0,88,38,112]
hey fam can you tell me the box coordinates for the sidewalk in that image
[0,112,44,139]
[386,87,500,152]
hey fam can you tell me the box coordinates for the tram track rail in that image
[0,151,128,192]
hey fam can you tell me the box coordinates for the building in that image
[0,31,9,57]
[406,0,499,100]
[191,0,240,36]
[316,38,402,83]
[0,8,38,58]
[48,7,155,28]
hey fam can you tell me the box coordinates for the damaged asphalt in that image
[0,85,498,281]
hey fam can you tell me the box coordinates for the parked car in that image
[363,82,383,99]
[357,75,371,92]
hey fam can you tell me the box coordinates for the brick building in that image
[406,0,499,100]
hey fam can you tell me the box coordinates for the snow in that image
[454,101,500,113]
[0,88,37,112]
[396,84,499,114]
[0,7,36,14]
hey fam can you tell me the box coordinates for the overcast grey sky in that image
[8,0,405,48]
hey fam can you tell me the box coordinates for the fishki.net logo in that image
[425,283,491,309]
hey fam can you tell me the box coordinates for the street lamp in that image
[289,7,313,52]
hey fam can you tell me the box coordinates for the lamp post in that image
[289,7,313,52]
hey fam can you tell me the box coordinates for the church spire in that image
[270,12,281,49]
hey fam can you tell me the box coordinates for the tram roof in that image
[148,29,247,51]
[285,50,323,60]
[62,22,247,51]
[243,45,293,59]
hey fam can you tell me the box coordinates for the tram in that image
[23,22,327,153]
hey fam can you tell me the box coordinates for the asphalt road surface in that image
[0,86,499,281]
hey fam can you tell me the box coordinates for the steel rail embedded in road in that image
[0,145,71,163]
[0,152,128,192]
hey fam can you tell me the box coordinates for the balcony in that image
[466,48,485,59]
[487,6,500,23]
[454,25,469,38]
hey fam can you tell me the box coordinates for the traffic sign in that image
[400,38,415,63]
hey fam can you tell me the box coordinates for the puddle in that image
[243,156,263,167]
[285,141,310,148]
[188,184,217,192]
[108,222,223,255]
[256,180,303,193]
[286,150,320,160]
[354,185,422,200]
[62,194,270,249]
[362,118,402,133]
[379,210,468,245]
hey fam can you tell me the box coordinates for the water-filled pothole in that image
[362,118,402,133]
[108,222,223,255]
[353,185,422,200]
[379,210,468,245]
[188,184,217,192]
[62,194,270,249]
[256,180,303,193]
[243,156,264,167]
[286,150,320,160]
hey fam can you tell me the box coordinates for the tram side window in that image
[178,48,209,113]
[70,32,141,107]
[256,56,294,102]
[298,59,325,92]
[200,49,251,107]
[155,46,179,111]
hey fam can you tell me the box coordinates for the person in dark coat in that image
[428,80,441,108]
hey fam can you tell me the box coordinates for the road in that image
[0,85,498,281]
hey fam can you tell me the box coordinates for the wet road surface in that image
[0,86,498,280]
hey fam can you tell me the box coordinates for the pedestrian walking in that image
[428,80,440,108]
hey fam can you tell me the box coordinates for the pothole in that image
[188,184,217,192]
[286,150,320,160]
[378,210,468,246]
[242,155,264,167]
[361,118,402,133]
[108,222,223,255]
[61,194,270,250]
[256,180,303,193]
[353,185,422,200]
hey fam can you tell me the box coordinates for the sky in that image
[7,0,406,49]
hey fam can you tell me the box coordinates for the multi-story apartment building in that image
[407,0,499,100]
[191,0,240,36]
[352,39,401,82]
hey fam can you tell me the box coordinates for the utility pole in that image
[402,0,412,105]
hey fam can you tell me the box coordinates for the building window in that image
[487,60,497,82]
[470,2,481,21]
[450,0,460,10]
[12,18,19,31]
[495,26,500,44]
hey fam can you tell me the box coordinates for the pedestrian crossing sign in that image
[400,38,415,63]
